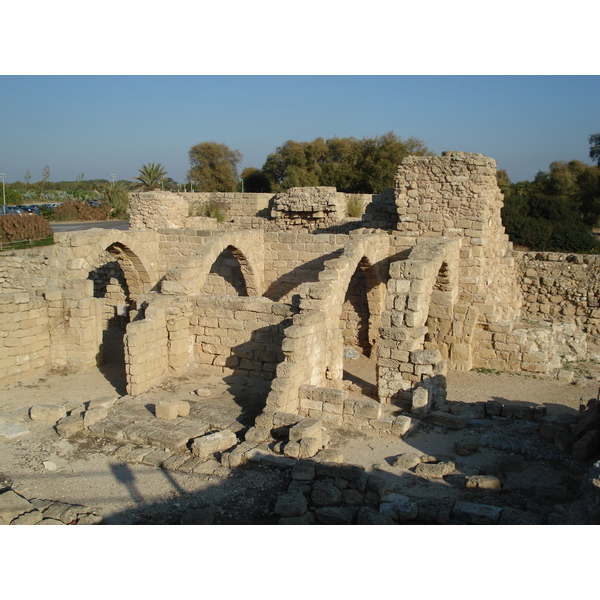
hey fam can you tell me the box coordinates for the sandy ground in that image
[1,346,599,525]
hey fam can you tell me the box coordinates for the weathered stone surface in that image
[29,404,66,423]
[415,498,454,524]
[289,417,321,443]
[10,509,43,525]
[427,411,467,429]
[190,430,237,459]
[194,388,212,397]
[298,436,321,459]
[0,490,34,524]
[55,413,85,438]
[0,421,28,439]
[455,437,480,456]
[244,426,270,443]
[391,416,412,436]
[311,480,342,507]
[415,461,456,480]
[466,475,502,491]
[292,460,316,482]
[380,493,418,522]
[391,453,422,470]
[83,407,108,429]
[452,501,502,525]
[155,401,179,420]
[314,449,344,463]
[173,399,190,417]
[274,492,308,518]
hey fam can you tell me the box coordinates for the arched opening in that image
[202,246,249,296]
[340,257,382,399]
[88,242,147,395]
[424,261,455,360]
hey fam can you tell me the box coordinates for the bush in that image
[50,201,111,222]
[346,197,363,218]
[0,214,53,244]
[189,200,228,222]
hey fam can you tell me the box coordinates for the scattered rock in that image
[155,401,179,420]
[29,404,66,423]
[391,453,422,470]
[466,475,502,491]
[194,388,212,397]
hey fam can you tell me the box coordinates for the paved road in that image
[50,220,130,233]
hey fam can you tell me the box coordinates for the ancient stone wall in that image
[516,252,600,339]
[128,192,188,230]
[270,187,347,231]
[0,292,51,384]
[192,296,292,380]
[185,192,274,218]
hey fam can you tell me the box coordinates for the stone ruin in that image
[2,151,600,524]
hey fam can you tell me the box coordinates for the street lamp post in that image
[111,174,116,187]
[0,174,6,215]
[237,177,244,193]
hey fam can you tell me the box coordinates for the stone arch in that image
[296,234,390,386]
[161,232,264,297]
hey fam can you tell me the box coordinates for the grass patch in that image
[190,201,228,222]
[0,235,54,252]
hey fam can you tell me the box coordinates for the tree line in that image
[499,133,600,253]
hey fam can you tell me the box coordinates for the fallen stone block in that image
[29,404,66,423]
[283,441,300,459]
[83,407,108,429]
[314,449,344,463]
[173,400,190,417]
[415,461,456,480]
[155,401,179,420]
[391,453,422,470]
[289,417,322,443]
[452,501,502,525]
[244,426,270,443]
[466,475,502,491]
[411,387,430,416]
[190,430,237,459]
[194,388,212,397]
[299,437,321,459]
[55,413,85,438]
[391,415,412,437]
[427,411,467,429]
[87,397,117,410]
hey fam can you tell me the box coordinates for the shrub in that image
[190,200,228,222]
[50,201,111,222]
[0,214,53,244]
[346,197,363,218]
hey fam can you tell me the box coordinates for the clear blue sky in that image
[0,75,600,182]
[1,75,598,185]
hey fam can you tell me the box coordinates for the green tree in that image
[589,133,600,167]
[188,142,242,192]
[241,167,271,192]
[262,132,432,193]
[100,183,129,219]
[133,162,168,191]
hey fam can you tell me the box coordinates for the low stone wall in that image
[128,192,188,230]
[0,292,51,384]
[517,252,600,339]
[185,192,274,218]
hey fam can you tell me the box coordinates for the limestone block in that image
[391,453,422,469]
[415,461,456,480]
[427,411,467,429]
[173,399,190,417]
[29,404,66,423]
[353,399,382,420]
[391,416,412,437]
[83,407,108,429]
[190,430,237,459]
[155,401,179,420]
[299,437,321,459]
[55,413,85,438]
[466,476,502,491]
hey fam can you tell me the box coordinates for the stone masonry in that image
[1,151,598,431]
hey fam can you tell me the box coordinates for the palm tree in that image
[133,162,168,191]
